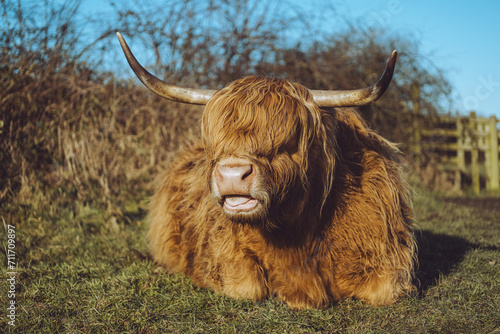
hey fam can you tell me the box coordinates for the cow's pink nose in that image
[215,164,255,195]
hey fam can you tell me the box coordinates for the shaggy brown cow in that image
[117,32,416,309]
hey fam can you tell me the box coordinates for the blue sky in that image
[81,0,500,118]
[329,0,500,118]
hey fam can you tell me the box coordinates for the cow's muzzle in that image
[213,158,260,213]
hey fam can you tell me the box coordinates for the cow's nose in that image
[215,164,255,195]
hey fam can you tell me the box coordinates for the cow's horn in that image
[116,32,215,105]
[311,50,398,107]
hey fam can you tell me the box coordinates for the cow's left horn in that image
[116,32,215,105]
[311,50,398,107]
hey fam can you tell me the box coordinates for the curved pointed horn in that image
[116,32,215,105]
[311,50,398,107]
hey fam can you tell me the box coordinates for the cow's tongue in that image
[225,196,252,206]
[224,196,258,211]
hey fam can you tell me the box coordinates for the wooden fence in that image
[414,111,500,193]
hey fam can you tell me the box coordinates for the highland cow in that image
[117,32,416,309]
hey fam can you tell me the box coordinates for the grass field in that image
[1,186,499,333]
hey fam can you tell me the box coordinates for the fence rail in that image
[414,111,500,193]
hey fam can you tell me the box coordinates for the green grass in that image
[1,191,499,333]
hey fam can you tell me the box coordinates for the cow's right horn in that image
[311,50,398,107]
[116,32,215,105]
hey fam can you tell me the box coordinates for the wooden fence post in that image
[489,116,499,190]
[455,118,465,191]
[470,111,480,194]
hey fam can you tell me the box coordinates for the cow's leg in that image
[349,268,416,306]
[211,258,269,301]
[269,268,334,309]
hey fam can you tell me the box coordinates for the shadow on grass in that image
[415,230,471,292]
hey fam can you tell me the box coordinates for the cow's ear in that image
[335,108,399,155]
[336,108,371,141]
